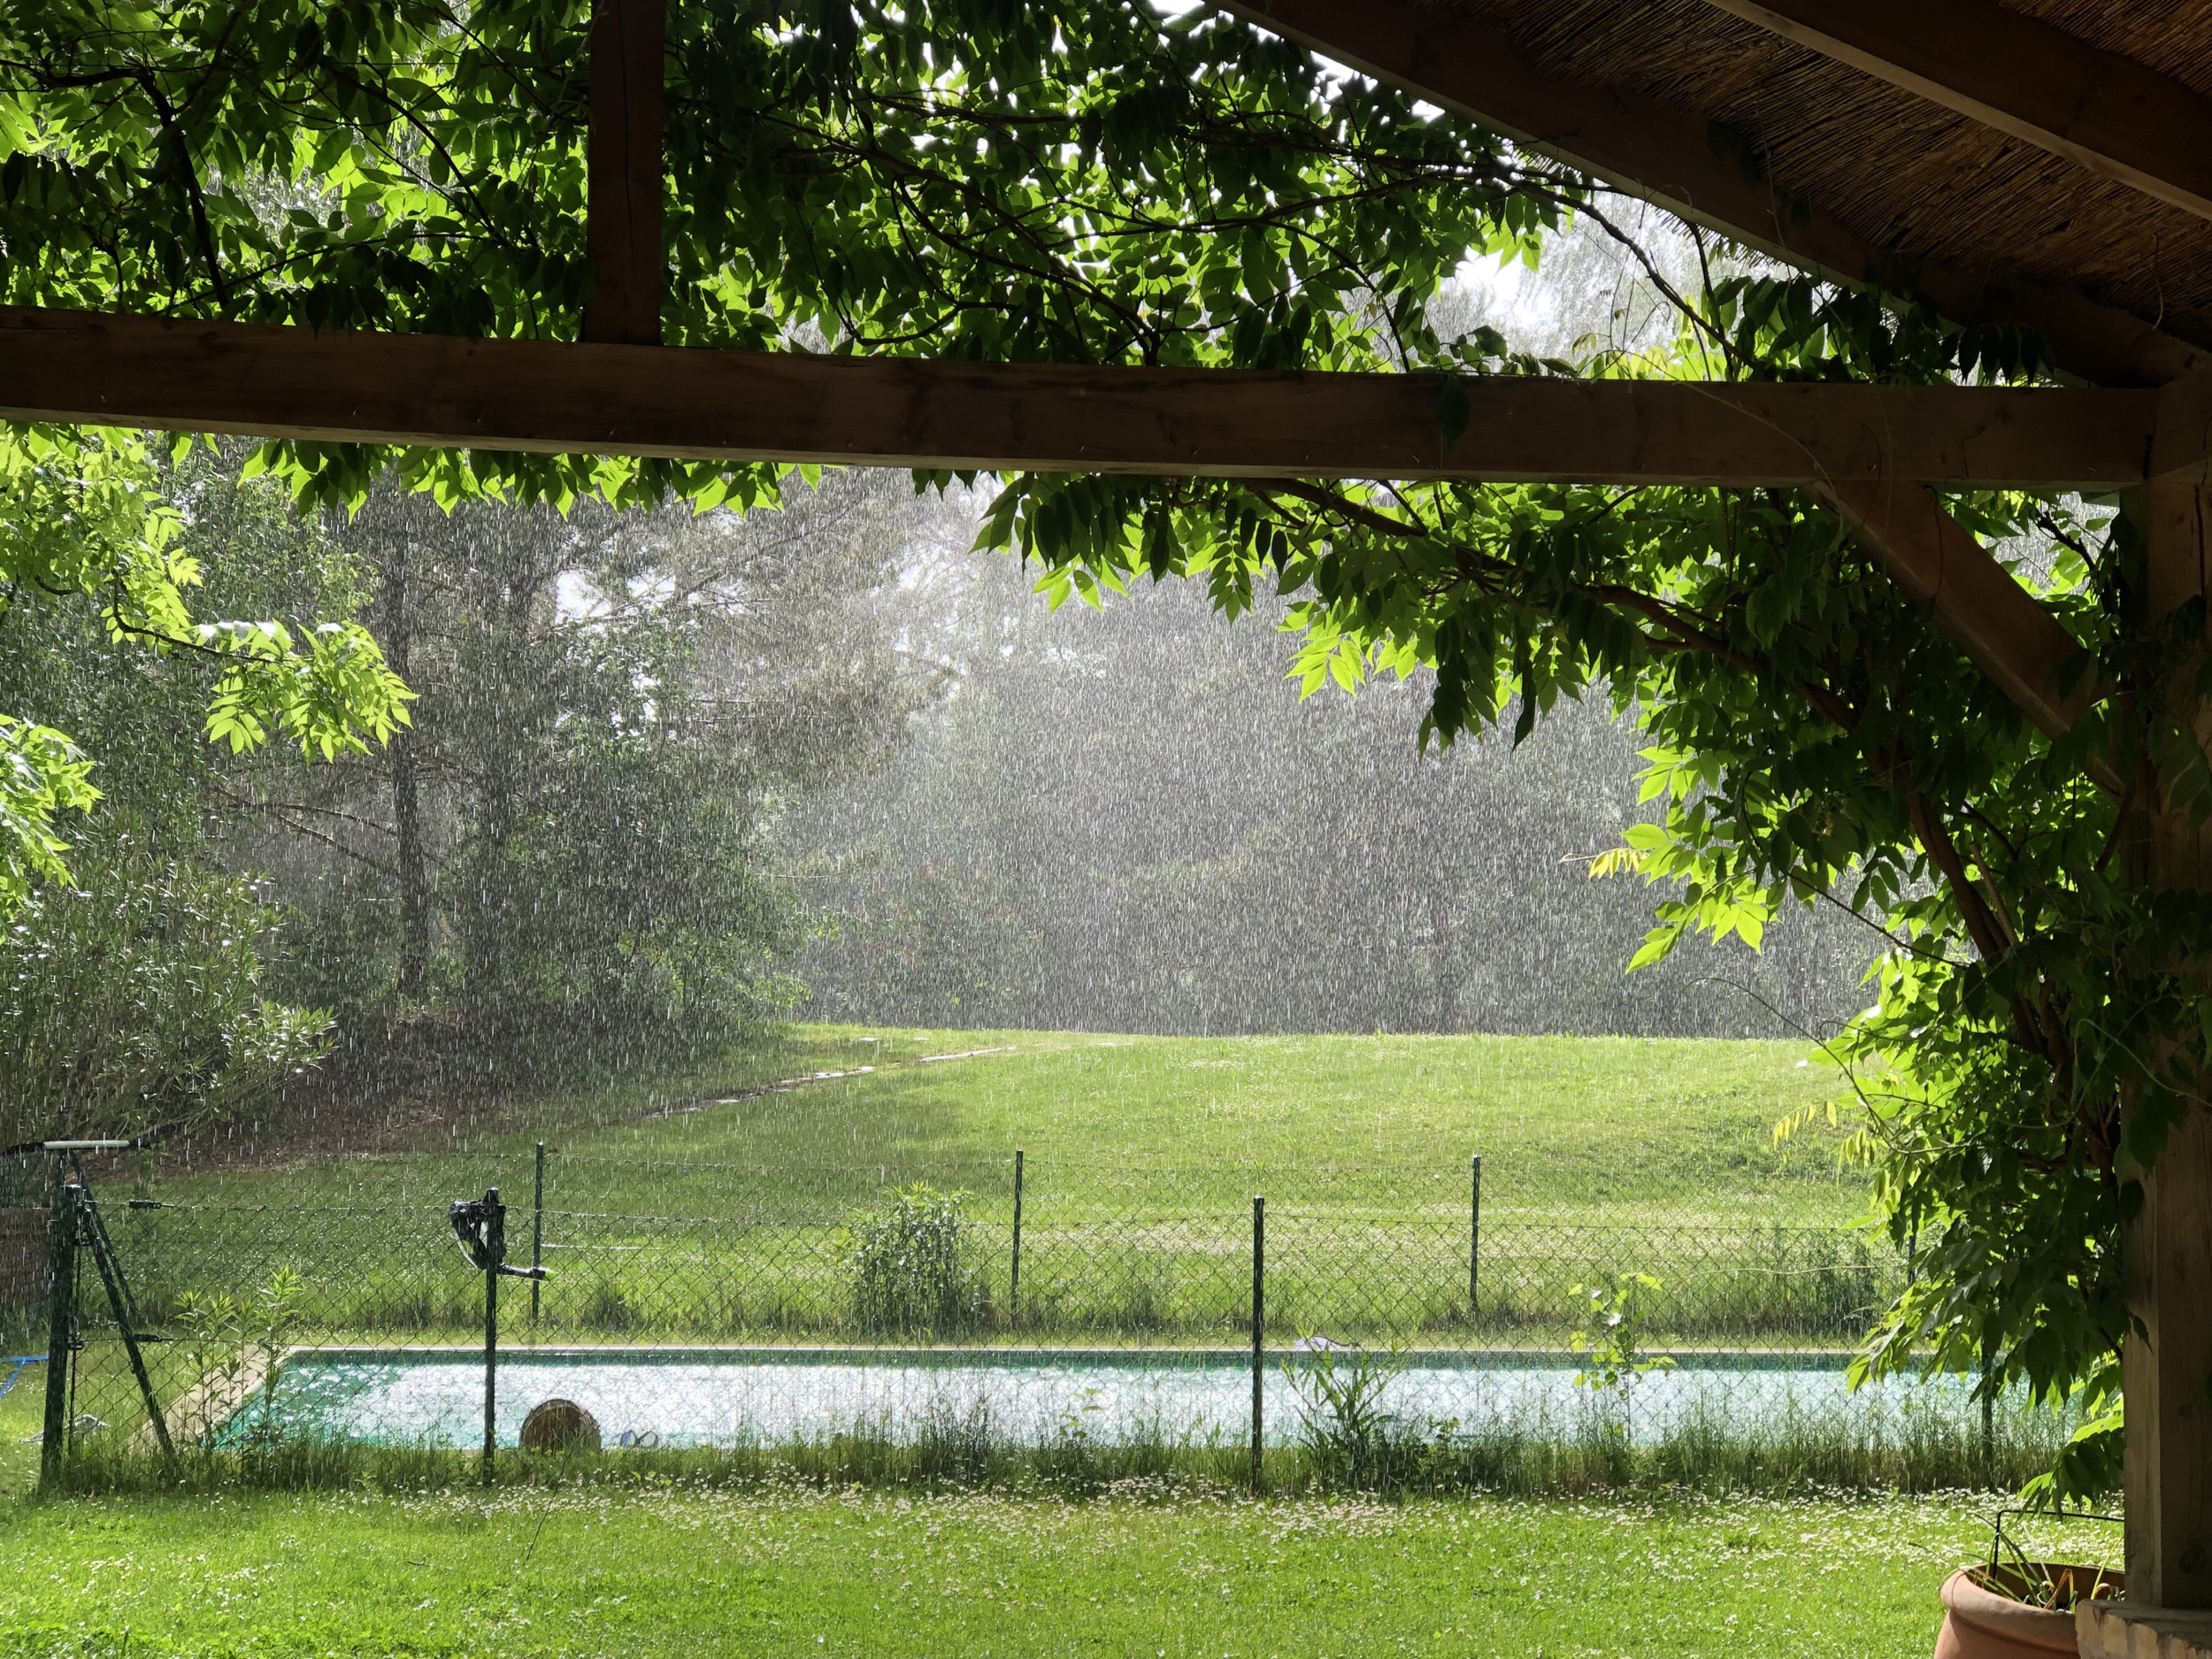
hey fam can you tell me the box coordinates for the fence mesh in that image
[0,1146,2034,1477]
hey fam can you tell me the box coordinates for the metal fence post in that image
[484,1187,503,1483]
[1250,1193,1264,1489]
[1010,1148,1025,1327]
[1469,1154,1482,1318]
[1980,1337,1995,1479]
[40,1175,76,1486]
[531,1143,545,1326]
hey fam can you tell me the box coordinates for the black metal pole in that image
[531,1143,545,1326]
[1469,1154,1482,1319]
[1980,1338,1995,1479]
[1010,1148,1024,1327]
[40,1175,76,1486]
[1250,1194,1264,1490]
[81,1190,171,1456]
[483,1187,503,1483]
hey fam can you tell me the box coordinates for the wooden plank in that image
[0,306,2160,488]
[582,0,665,345]
[2078,1601,2212,1659]
[2123,1098,2212,1611]
[1818,479,2093,741]
[1699,0,2212,224]
[2125,425,2212,1606]
[1217,0,2206,387]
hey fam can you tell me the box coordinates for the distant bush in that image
[0,833,333,1146]
[849,1185,985,1334]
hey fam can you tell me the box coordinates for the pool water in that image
[232,1347,1982,1450]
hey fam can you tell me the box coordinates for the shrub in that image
[1571,1271,1675,1442]
[849,1185,985,1334]
[1287,1340,1419,1490]
[173,1264,304,1446]
[0,834,333,1145]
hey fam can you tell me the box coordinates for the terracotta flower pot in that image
[1936,1564,2124,1659]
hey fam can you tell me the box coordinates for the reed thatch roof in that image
[1292,0,2212,377]
[1462,0,2212,346]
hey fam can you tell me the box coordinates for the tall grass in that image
[43,1393,2070,1502]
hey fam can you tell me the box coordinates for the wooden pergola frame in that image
[2,301,2151,742]
[15,0,2212,1624]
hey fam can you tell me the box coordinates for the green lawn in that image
[0,1486,2114,1658]
[170,1026,1864,1225]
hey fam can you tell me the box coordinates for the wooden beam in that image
[1217,0,2206,388]
[1698,0,2212,225]
[2125,464,2212,1609]
[2123,1101,2212,1612]
[1818,479,2094,741]
[0,306,2161,489]
[582,0,664,345]
[0,301,2131,754]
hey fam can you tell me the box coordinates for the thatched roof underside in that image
[1434,0,2212,350]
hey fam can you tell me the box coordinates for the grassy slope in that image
[178,1027,1864,1225]
[0,1486,2114,1659]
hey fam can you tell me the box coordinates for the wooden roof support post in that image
[583,0,665,346]
[2121,791,2212,1608]
[2126,388,2212,1612]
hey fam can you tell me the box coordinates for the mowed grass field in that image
[0,1485,2111,1659]
[168,1026,1867,1225]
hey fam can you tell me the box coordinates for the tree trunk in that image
[380,526,431,998]
[1427,883,1461,1033]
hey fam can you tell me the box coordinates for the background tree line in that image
[789,224,1874,1039]
[0,453,928,1148]
[787,551,1871,1038]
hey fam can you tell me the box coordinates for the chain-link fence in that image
[0,1145,2039,1483]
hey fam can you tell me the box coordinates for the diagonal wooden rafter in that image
[1695,0,2212,226]
[1216,0,2201,388]
[1215,0,2170,752]
[1817,479,2098,743]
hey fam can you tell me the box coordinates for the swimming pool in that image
[230,1346,1984,1450]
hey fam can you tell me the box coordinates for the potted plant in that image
[1936,1560,2121,1659]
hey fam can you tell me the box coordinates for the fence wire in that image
[0,1148,2032,1475]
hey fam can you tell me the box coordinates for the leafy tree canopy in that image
[0,0,1562,502]
[0,0,1555,902]
[0,421,410,901]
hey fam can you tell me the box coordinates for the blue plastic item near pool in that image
[0,1356,42,1401]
